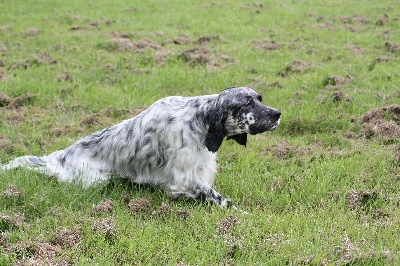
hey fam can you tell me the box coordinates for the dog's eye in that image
[245,97,253,106]
[257,95,262,102]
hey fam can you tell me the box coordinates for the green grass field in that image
[1,0,400,265]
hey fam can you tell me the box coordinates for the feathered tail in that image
[1,155,47,172]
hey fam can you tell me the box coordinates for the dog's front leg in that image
[193,185,237,210]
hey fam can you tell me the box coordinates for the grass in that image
[1,0,400,264]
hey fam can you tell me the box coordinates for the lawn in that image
[1,0,400,265]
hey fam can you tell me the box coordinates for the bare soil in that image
[89,199,114,216]
[361,105,400,140]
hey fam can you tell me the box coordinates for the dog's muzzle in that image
[248,107,281,135]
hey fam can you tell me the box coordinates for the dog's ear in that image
[227,133,247,147]
[204,108,228,153]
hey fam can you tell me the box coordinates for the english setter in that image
[1,87,281,209]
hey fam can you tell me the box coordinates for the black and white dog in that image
[1,87,280,209]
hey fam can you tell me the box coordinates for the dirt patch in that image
[338,16,369,24]
[198,35,220,44]
[179,46,211,65]
[34,53,57,65]
[265,140,313,159]
[0,213,25,229]
[216,215,242,261]
[173,34,192,45]
[0,42,8,54]
[80,113,101,127]
[134,38,160,50]
[323,75,351,91]
[266,81,283,88]
[347,45,363,55]
[8,53,57,70]
[175,209,190,220]
[216,215,239,236]
[278,59,311,77]
[151,202,170,218]
[113,37,160,52]
[127,197,151,215]
[376,14,389,26]
[331,91,352,103]
[313,22,333,30]
[174,45,235,69]
[50,125,84,138]
[91,217,117,239]
[376,56,391,63]
[8,93,37,108]
[153,50,170,66]
[326,75,351,86]
[0,93,12,107]
[23,27,39,37]
[361,105,400,140]
[57,72,72,82]
[0,69,8,81]
[2,184,21,198]
[10,241,69,266]
[385,42,400,53]
[252,39,277,51]
[89,199,114,216]
[51,227,81,249]
[0,135,13,153]
[346,189,378,210]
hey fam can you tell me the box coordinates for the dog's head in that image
[205,87,281,153]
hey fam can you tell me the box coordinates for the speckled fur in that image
[1,87,280,209]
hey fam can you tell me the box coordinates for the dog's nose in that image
[272,110,281,120]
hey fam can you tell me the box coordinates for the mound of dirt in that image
[51,227,81,249]
[89,199,114,216]
[173,34,192,45]
[23,27,39,37]
[385,42,400,53]
[91,217,117,239]
[0,93,12,107]
[346,189,377,210]
[174,209,190,220]
[10,241,67,266]
[2,184,21,197]
[0,42,8,54]
[127,197,151,215]
[252,39,278,51]
[278,59,311,77]
[113,37,160,51]
[57,72,72,82]
[326,75,351,86]
[361,105,400,139]
[216,215,239,236]
[179,46,211,65]
[8,93,37,108]
[198,35,220,44]
[1,214,25,228]
[0,70,7,81]
[151,202,170,218]
[265,140,312,159]
[330,91,352,103]
[8,53,57,70]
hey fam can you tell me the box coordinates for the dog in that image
[1,87,280,209]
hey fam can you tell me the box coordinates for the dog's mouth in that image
[248,120,279,135]
[269,118,280,131]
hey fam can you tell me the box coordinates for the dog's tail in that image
[1,155,47,172]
